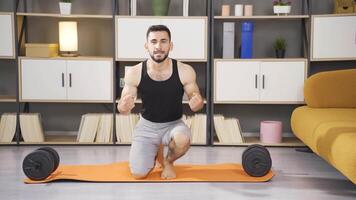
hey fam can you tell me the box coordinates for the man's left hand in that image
[189,92,204,112]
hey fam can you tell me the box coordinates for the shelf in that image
[214,101,305,105]
[115,142,207,145]
[214,137,305,147]
[115,99,207,104]
[20,135,113,145]
[16,12,112,19]
[310,58,356,62]
[311,13,356,17]
[214,58,307,61]
[116,15,208,19]
[18,100,113,103]
[0,95,16,102]
[214,15,309,20]
[19,56,113,61]
[0,142,17,145]
[116,58,208,62]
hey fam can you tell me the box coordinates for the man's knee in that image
[173,133,190,150]
[130,167,151,179]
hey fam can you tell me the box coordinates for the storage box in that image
[25,43,59,57]
[260,121,282,143]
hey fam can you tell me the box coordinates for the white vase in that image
[59,2,72,15]
[273,5,291,15]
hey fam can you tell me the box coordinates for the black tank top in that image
[138,59,184,123]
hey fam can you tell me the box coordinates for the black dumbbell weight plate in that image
[22,150,55,181]
[242,144,261,160]
[38,147,60,172]
[242,146,272,177]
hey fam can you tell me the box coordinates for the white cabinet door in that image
[0,13,14,58]
[160,18,207,61]
[21,59,67,100]
[312,16,356,60]
[260,61,305,102]
[116,17,207,61]
[67,60,112,101]
[116,17,158,60]
[215,61,260,102]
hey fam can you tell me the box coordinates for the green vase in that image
[152,0,171,16]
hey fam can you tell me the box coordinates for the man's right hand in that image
[118,94,136,114]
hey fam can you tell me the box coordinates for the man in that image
[117,25,204,179]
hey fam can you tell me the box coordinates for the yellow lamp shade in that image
[59,21,78,52]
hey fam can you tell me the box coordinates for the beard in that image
[150,51,169,63]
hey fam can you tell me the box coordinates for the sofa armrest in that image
[304,69,356,108]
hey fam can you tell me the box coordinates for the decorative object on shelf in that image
[334,0,354,14]
[273,0,291,16]
[223,22,235,58]
[183,0,189,16]
[273,37,286,58]
[130,0,137,16]
[152,0,171,16]
[59,21,78,57]
[59,0,72,15]
[25,43,59,58]
[234,4,243,16]
[240,22,254,58]
[244,5,253,16]
[260,121,282,143]
[221,5,230,16]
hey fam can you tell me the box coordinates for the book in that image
[77,113,100,142]
[214,115,244,144]
[95,114,113,143]
[131,0,137,16]
[20,113,45,142]
[0,113,16,142]
[183,0,189,16]
[223,22,235,58]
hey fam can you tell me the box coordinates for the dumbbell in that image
[22,147,60,181]
[242,144,272,177]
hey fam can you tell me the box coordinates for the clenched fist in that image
[189,92,203,112]
[118,94,136,114]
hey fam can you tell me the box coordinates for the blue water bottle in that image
[240,21,254,58]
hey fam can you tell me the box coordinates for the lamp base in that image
[60,52,78,57]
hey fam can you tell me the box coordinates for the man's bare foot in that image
[155,145,164,168]
[161,160,176,179]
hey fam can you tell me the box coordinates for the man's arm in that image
[181,64,204,112]
[117,67,138,115]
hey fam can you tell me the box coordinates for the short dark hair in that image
[146,25,171,41]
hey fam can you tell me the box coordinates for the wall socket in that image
[120,78,125,88]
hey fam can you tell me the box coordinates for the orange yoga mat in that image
[24,162,274,184]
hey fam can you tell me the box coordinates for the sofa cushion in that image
[314,129,356,184]
[291,106,356,147]
[304,69,356,108]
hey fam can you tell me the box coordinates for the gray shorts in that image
[129,115,191,175]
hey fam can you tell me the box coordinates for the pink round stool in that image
[260,121,282,143]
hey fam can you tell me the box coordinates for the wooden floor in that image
[0,146,355,200]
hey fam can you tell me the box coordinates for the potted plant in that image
[152,0,171,16]
[273,37,287,58]
[59,0,72,15]
[273,0,291,15]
